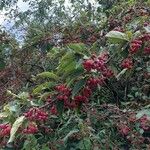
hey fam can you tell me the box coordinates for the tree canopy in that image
[0,0,150,149]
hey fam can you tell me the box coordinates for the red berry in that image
[121,58,133,69]
[24,108,48,121]
[55,84,71,96]
[83,59,94,71]
[139,115,150,131]
[129,39,142,54]
[74,95,88,105]
[82,86,92,98]
[118,124,130,136]
[144,47,150,54]
[0,124,11,137]
[102,68,114,78]
[50,105,57,115]
[22,123,38,134]
[87,77,99,89]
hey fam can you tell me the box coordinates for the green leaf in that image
[63,61,76,74]
[65,67,84,87]
[116,68,128,80]
[32,82,55,94]
[144,25,150,33]
[136,109,150,119]
[60,51,75,63]
[67,66,84,77]
[68,43,87,55]
[8,116,25,143]
[36,72,59,80]
[18,92,29,100]
[23,135,37,150]
[51,47,60,53]
[57,52,75,74]
[72,78,86,98]
[41,145,50,150]
[78,138,92,150]
[0,112,8,118]
[57,59,76,75]
[106,31,129,43]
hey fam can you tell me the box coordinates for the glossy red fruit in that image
[121,58,133,69]
[23,123,38,134]
[83,59,94,71]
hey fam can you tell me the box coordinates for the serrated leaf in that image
[106,31,129,43]
[57,59,76,75]
[36,72,59,80]
[8,116,25,143]
[61,51,75,62]
[57,52,75,74]
[33,82,55,94]
[72,78,86,98]
[68,43,87,54]
[65,67,84,80]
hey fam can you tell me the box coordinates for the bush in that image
[0,0,150,149]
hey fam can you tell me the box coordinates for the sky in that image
[0,0,29,25]
[0,0,96,25]
[0,0,97,42]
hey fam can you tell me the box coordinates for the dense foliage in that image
[0,0,150,149]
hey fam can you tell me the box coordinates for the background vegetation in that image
[0,0,150,149]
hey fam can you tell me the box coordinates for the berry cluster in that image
[55,84,78,109]
[24,108,48,121]
[0,124,11,137]
[47,96,52,103]
[50,105,57,115]
[55,84,71,96]
[87,77,105,89]
[117,124,131,136]
[83,59,94,71]
[74,76,106,106]
[121,58,133,69]
[129,39,142,54]
[82,86,92,98]
[74,85,94,106]
[83,52,114,78]
[22,123,38,134]
[74,95,88,106]
[102,68,114,78]
[77,52,114,106]
[55,84,71,106]
[139,115,150,131]
[139,33,150,42]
